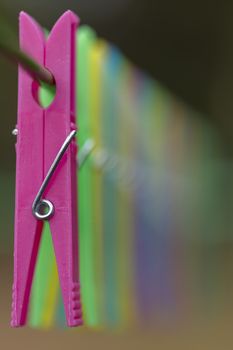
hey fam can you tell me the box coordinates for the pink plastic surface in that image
[11,11,82,327]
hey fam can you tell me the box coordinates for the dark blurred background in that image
[1,0,233,348]
[2,0,233,165]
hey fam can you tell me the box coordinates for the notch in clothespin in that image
[11,11,82,327]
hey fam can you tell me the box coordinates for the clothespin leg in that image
[11,217,43,326]
[49,209,82,327]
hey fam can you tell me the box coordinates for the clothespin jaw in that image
[11,11,82,327]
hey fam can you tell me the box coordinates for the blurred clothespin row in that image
[0,8,225,331]
[28,24,223,330]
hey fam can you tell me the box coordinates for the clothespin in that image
[11,11,82,327]
[77,26,97,327]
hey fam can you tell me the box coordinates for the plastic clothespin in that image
[11,11,82,327]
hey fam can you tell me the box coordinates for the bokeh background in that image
[1,0,233,349]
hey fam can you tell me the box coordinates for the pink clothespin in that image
[11,11,82,327]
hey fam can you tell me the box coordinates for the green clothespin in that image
[76,26,98,327]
